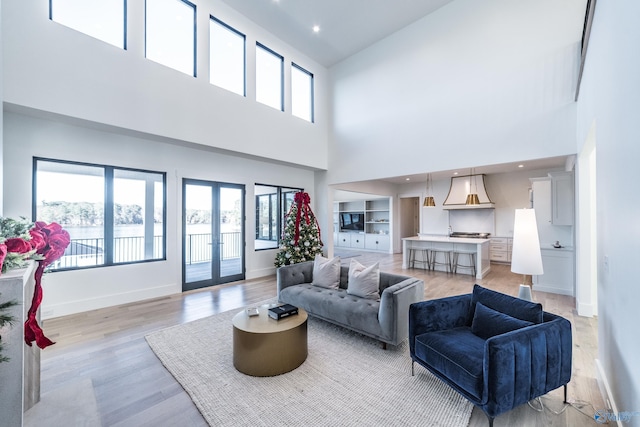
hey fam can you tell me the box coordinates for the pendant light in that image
[465,168,480,205]
[423,173,436,207]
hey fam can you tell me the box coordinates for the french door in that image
[182,179,245,291]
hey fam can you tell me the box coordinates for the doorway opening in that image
[399,197,420,253]
[182,179,245,291]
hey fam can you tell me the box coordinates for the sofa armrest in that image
[482,315,572,414]
[378,278,424,345]
[409,294,472,355]
[276,261,314,298]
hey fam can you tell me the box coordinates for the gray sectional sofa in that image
[276,260,424,347]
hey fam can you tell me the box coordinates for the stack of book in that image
[268,304,299,320]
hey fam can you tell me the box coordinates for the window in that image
[33,158,166,270]
[255,43,283,111]
[255,185,300,250]
[210,17,245,96]
[291,64,314,122]
[146,0,196,76]
[50,0,126,49]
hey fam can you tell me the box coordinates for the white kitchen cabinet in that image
[531,178,552,225]
[336,232,367,249]
[533,248,574,296]
[532,174,574,227]
[549,172,574,225]
[337,232,351,247]
[365,234,390,251]
[350,233,365,249]
[490,237,512,263]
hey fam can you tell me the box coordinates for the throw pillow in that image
[311,254,341,289]
[471,302,534,340]
[347,259,380,300]
[471,284,543,324]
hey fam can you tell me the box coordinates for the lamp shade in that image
[511,209,544,275]
[423,196,436,207]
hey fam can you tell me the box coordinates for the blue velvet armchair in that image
[409,285,572,426]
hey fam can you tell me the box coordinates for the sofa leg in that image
[563,384,568,403]
[381,342,387,350]
[411,361,414,376]
[486,414,494,427]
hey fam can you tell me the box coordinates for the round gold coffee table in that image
[232,305,308,377]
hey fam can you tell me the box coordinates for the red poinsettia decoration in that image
[0,218,70,349]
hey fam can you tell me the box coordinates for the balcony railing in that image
[54,232,242,269]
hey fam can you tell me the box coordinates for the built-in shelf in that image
[333,198,391,252]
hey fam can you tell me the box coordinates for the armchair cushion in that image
[471,302,534,340]
[471,284,543,324]
[414,326,485,401]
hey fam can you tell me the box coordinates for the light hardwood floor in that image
[27,252,604,426]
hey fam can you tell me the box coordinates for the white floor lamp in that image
[511,209,544,301]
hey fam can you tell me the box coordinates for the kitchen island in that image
[402,235,491,279]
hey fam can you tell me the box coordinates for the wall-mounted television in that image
[340,212,364,231]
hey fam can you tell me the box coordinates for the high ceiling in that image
[378,156,571,185]
[219,0,455,67]
[217,1,580,190]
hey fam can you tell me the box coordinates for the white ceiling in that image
[378,156,572,185]
[219,0,455,67]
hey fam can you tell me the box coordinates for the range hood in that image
[443,174,495,209]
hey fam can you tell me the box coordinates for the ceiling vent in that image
[443,174,495,209]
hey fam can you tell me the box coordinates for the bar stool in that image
[429,249,452,273]
[408,248,430,269]
[452,250,477,277]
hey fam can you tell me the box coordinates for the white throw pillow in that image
[312,254,341,289]
[347,259,381,300]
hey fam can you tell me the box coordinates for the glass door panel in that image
[219,187,243,279]
[183,179,244,291]
[184,183,213,285]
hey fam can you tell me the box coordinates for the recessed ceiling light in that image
[453,172,459,175]
[518,164,524,168]
[405,178,410,181]
[313,25,320,33]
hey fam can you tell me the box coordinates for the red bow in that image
[293,192,312,245]
[24,222,70,349]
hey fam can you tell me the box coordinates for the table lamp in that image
[511,208,543,301]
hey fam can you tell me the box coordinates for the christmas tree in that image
[275,192,323,267]
[0,295,17,363]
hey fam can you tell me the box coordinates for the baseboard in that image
[42,283,178,319]
[577,301,597,317]
[247,267,275,280]
[595,359,623,427]
[531,284,574,297]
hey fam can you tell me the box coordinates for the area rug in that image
[145,300,473,427]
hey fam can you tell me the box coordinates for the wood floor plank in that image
[27,253,604,426]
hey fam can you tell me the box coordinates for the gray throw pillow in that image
[312,254,341,289]
[347,259,380,300]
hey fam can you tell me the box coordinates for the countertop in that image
[540,245,575,252]
[403,235,491,244]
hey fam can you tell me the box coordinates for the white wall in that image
[2,0,328,170]
[3,112,315,318]
[0,5,3,215]
[328,0,584,185]
[576,1,640,420]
